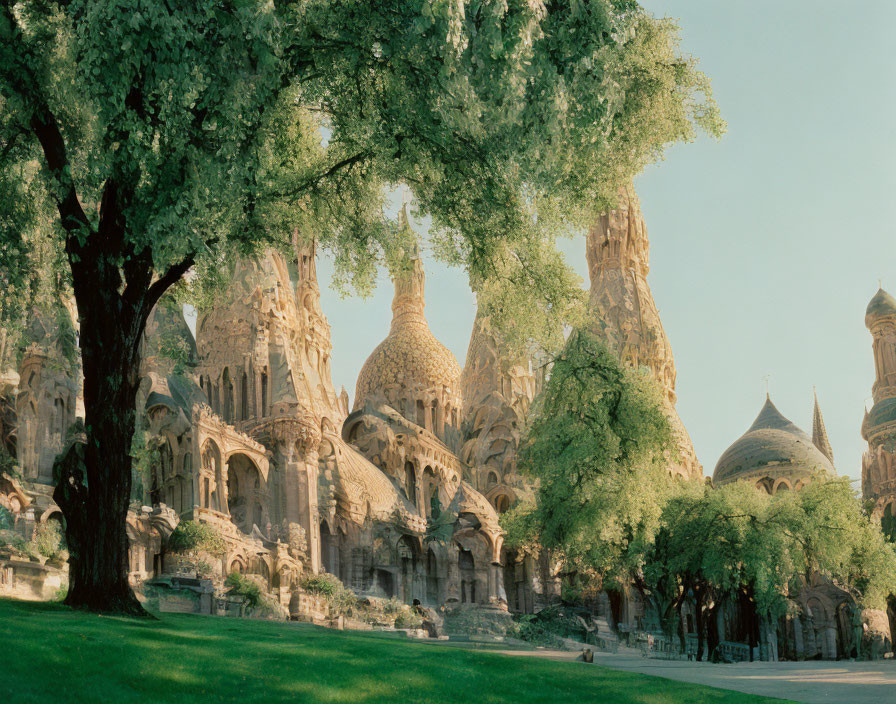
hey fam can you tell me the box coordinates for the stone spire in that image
[585,184,702,480]
[811,390,834,463]
[354,213,462,440]
[390,207,427,330]
[460,308,537,506]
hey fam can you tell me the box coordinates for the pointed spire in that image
[812,389,834,463]
[390,203,426,329]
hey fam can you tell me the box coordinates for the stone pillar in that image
[303,448,321,574]
[445,543,460,603]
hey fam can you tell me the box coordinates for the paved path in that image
[486,645,896,703]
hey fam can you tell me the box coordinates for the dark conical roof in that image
[866,288,896,326]
[713,396,835,484]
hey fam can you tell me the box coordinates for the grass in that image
[0,598,790,704]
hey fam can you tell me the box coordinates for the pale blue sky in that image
[315,2,895,482]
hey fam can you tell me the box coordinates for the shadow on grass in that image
[1,598,792,704]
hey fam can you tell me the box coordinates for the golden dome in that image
[355,252,461,407]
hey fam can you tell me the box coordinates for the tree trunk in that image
[707,602,721,661]
[54,283,148,615]
[695,588,706,662]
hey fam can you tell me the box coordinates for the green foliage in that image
[0,506,13,531]
[300,572,358,615]
[0,0,722,356]
[30,519,66,559]
[167,521,225,557]
[393,609,424,630]
[646,478,896,632]
[515,329,675,578]
[513,606,589,647]
[0,445,16,479]
[225,572,263,608]
[299,572,342,599]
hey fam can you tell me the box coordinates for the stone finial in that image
[812,390,834,464]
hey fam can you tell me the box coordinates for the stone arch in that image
[773,478,792,494]
[320,519,341,579]
[229,555,247,574]
[493,493,512,514]
[227,453,264,533]
[755,477,774,494]
[457,544,477,604]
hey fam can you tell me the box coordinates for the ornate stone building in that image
[862,287,896,533]
[459,310,560,613]
[713,394,835,493]
[343,235,505,607]
[586,185,702,479]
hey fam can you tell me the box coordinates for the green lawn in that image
[0,598,790,704]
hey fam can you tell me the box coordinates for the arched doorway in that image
[458,546,476,604]
[320,520,340,579]
[397,536,419,604]
[226,453,263,533]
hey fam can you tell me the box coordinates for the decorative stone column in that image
[445,542,460,603]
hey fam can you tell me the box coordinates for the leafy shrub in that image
[394,609,424,629]
[299,572,341,598]
[31,520,66,559]
[225,572,263,607]
[0,506,14,531]
[300,572,358,615]
[168,521,225,556]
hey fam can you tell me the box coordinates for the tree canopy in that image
[0,0,723,354]
[0,0,721,613]
[504,328,676,581]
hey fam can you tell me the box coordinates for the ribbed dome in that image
[713,397,835,484]
[354,252,461,409]
[866,288,896,326]
[864,396,896,437]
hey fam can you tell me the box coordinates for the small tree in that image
[507,328,676,595]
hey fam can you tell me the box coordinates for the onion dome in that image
[713,396,835,486]
[863,397,896,438]
[866,288,896,327]
[354,237,461,414]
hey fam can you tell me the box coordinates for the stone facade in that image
[586,185,702,479]
[862,288,896,530]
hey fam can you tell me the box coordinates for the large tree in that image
[0,1,721,614]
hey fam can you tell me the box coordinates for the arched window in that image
[405,462,417,508]
[416,400,425,428]
[240,371,249,420]
[221,368,233,422]
[260,371,268,417]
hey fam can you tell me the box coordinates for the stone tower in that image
[861,287,896,523]
[460,310,536,510]
[585,185,702,479]
[812,390,834,463]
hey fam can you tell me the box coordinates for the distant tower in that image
[811,390,834,463]
[861,287,896,529]
[585,185,702,479]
